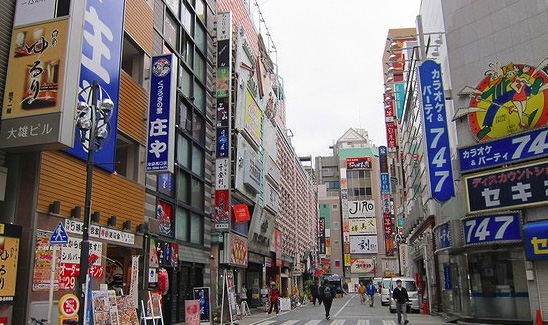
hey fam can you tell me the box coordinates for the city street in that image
[238,294,449,325]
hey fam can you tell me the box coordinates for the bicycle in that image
[29,317,47,325]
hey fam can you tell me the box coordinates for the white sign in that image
[349,235,379,254]
[349,218,377,235]
[215,158,230,190]
[348,200,375,218]
[64,219,135,245]
[14,0,57,27]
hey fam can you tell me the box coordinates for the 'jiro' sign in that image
[419,60,455,202]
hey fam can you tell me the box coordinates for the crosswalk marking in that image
[303,321,322,325]
[357,320,370,325]
[330,320,345,325]
[280,321,299,325]
[382,320,397,325]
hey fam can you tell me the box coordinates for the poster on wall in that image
[185,300,200,325]
[350,258,376,274]
[0,223,22,302]
[32,230,59,291]
[156,200,173,236]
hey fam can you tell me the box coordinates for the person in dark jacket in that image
[319,280,335,319]
[392,279,409,324]
[310,280,321,306]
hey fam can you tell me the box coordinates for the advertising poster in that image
[156,200,173,236]
[158,173,173,196]
[32,230,59,291]
[193,287,211,323]
[214,190,230,230]
[3,19,68,119]
[115,295,139,325]
[0,223,21,302]
[91,290,110,324]
[346,157,372,169]
[350,258,376,274]
[185,300,200,325]
[244,90,262,145]
[226,232,248,267]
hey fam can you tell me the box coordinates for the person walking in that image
[267,281,280,315]
[358,282,366,304]
[319,280,335,320]
[392,279,410,324]
[310,280,321,306]
[366,280,377,307]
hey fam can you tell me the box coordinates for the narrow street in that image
[238,294,448,325]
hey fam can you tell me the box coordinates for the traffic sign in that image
[50,222,69,244]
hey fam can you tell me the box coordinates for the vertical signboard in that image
[386,121,397,152]
[419,60,455,202]
[66,0,126,172]
[0,223,22,302]
[215,12,232,231]
[146,54,177,173]
[318,217,326,254]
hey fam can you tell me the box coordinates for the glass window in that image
[191,178,204,209]
[176,169,190,203]
[165,0,179,17]
[191,145,204,176]
[190,213,203,244]
[195,24,206,53]
[178,104,191,131]
[194,53,205,82]
[179,67,192,98]
[164,13,178,49]
[177,133,190,168]
[195,0,205,22]
[115,133,143,184]
[176,206,189,241]
[192,113,204,144]
[182,34,194,67]
[121,35,145,86]
[193,82,205,113]
[181,4,194,35]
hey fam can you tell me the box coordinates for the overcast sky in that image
[256,0,422,157]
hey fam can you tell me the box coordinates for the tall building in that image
[316,128,388,285]
[389,0,548,323]
[0,0,216,323]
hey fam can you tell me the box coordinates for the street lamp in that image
[76,80,113,325]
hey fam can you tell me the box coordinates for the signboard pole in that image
[220,270,226,325]
[47,244,58,324]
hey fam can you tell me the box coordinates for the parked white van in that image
[388,277,420,313]
[380,277,392,306]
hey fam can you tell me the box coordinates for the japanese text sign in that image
[346,157,372,170]
[0,223,22,302]
[66,0,126,172]
[462,213,521,246]
[459,126,548,173]
[524,220,548,260]
[465,160,548,212]
[419,60,455,202]
[434,222,451,251]
[380,173,390,194]
[146,54,177,173]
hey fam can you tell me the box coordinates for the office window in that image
[176,169,190,203]
[115,133,144,184]
[191,145,204,176]
[164,12,179,49]
[190,213,203,244]
[191,177,204,208]
[181,4,194,35]
[194,81,205,113]
[194,53,205,82]
[121,35,146,86]
[195,0,205,22]
[182,34,193,66]
[177,133,191,168]
[195,24,206,53]
[166,0,180,17]
[176,206,189,241]
[179,67,192,98]
[179,104,192,132]
[192,113,204,144]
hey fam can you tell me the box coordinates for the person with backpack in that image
[310,280,321,306]
[267,281,280,315]
[366,280,377,307]
[319,279,335,319]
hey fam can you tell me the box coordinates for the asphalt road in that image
[236,293,450,325]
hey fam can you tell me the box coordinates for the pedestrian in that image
[343,282,348,295]
[358,281,366,304]
[319,279,335,320]
[310,280,320,306]
[392,279,410,324]
[240,283,248,305]
[366,280,377,307]
[267,281,280,315]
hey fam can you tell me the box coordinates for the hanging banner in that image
[193,287,211,323]
[419,59,455,202]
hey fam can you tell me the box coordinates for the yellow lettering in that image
[531,237,548,255]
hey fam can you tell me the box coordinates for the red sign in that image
[214,190,229,229]
[388,37,416,82]
[383,212,393,235]
[232,204,250,222]
[274,229,282,266]
[59,294,80,317]
[346,157,372,170]
[386,122,397,149]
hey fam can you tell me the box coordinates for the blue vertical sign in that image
[419,60,455,202]
[146,54,177,173]
[66,0,126,172]
[380,173,390,194]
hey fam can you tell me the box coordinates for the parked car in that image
[380,277,392,306]
[388,277,420,313]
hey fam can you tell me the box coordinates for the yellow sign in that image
[0,237,20,299]
[344,254,351,266]
[2,18,69,119]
